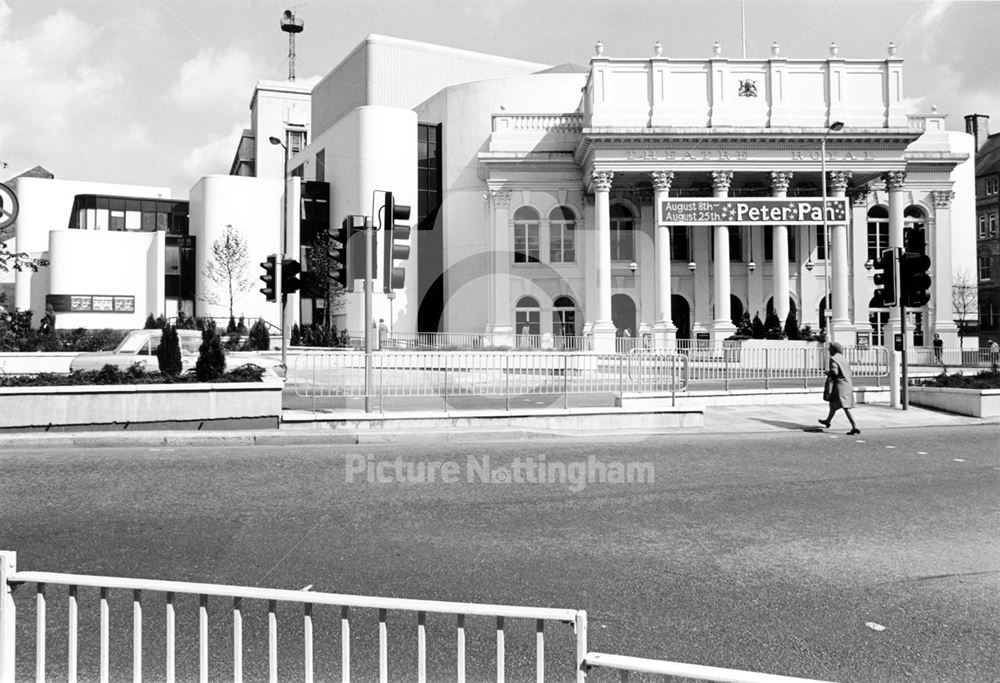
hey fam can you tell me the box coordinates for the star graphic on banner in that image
[720,204,736,220]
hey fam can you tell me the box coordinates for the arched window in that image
[515,296,540,337]
[610,204,634,261]
[869,295,889,346]
[513,207,540,263]
[867,206,889,261]
[552,295,578,340]
[549,207,576,263]
[904,205,927,255]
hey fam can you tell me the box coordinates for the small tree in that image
[156,324,183,377]
[247,318,271,351]
[195,324,227,382]
[144,313,158,329]
[202,224,251,321]
[952,268,978,340]
[291,323,301,346]
[735,311,753,338]
[751,313,765,339]
[305,229,347,332]
[764,309,783,339]
[784,311,801,340]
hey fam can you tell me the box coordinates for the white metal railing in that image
[0,551,585,683]
[583,652,833,683]
[0,552,836,683]
[292,352,688,407]
[905,346,1000,368]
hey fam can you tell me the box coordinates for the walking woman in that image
[819,341,860,435]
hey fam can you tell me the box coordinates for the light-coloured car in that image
[69,329,277,375]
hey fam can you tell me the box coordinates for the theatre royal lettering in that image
[623,150,874,161]
[660,198,849,225]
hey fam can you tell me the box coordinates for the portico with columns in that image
[477,41,971,352]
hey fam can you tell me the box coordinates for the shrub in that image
[225,364,267,382]
[144,314,158,329]
[735,311,753,338]
[751,313,765,340]
[247,319,271,351]
[195,326,227,382]
[291,323,301,346]
[764,310,783,340]
[784,312,801,340]
[157,324,183,377]
[916,369,1000,390]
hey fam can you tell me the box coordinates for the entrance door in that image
[611,294,636,338]
[671,295,691,339]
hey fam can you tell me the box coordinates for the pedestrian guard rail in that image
[292,352,690,401]
[906,346,1000,368]
[291,346,889,400]
[0,551,833,683]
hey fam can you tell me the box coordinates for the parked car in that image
[69,329,278,375]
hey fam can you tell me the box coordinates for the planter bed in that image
[907,386,1000,418]
[0,381,283,432]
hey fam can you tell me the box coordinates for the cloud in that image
[181,123,248,179]
[168,46,263,113]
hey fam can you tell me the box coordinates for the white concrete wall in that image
[416,73,588,334]
[8,177,172,313]
[309,105,418,338]
[47,229,161,329]
[188,175,283,324]
[249,80,312,179]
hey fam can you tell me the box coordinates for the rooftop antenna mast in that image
[741,0,747,58]
[281,9,305,81]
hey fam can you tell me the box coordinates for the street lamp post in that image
[268,135,289,369]
[821,121,844,343]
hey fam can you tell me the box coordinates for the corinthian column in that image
[885,171,907,330]
[829,170,853,338]
[650,171,676,349]
[770,171,793,321]
[931,190,959,345]
[592,170,616,352]
[711,171,737,341]
[488,189,513,346]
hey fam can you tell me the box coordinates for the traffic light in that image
[900,251,931,308]
[259,255,277,302]
[329,218,349,290]
[873,247,897,308]
[281,258,301,297]
[382,191,411,293]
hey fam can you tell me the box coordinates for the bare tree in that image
[305,229,346,332]
[952,268,978,339]
[202,224,251,320]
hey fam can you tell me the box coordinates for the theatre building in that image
[294,36,974,351]
[4,36,976,349]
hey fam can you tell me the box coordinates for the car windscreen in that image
[116,333,153,353]
[180,336,202,354]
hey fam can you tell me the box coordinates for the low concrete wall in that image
[618,386,889,410]
[0,353,78,374]
[0,381,283,431]
[908,386,1000,418]
[283,406,703,440]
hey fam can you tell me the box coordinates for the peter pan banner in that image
[660,198,848,225]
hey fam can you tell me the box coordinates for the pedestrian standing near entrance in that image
[378,318,388,349]
[933,333,943,364]
[819,341,860,435]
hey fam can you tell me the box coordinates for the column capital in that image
[710,170,733,194]
[650,171,675,193]
[485,189,511,208]
[932,190,955,208]
[827,170,852,193]
[882,170,907,191]
[769,171,794,194]
[591,170,614,192]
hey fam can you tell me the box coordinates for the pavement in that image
[0,399,993,449]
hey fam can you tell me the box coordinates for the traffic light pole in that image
[900,299,909,410]
[364,216,374,413]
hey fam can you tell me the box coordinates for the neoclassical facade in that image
[472,42,974,352]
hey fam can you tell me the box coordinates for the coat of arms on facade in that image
[738,79,757,97]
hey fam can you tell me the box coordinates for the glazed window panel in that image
[513,207,540,263]
[867,206,889,261]
[979,255,991,281]
[610,204,634,261]
[671,227,690,261]
[549,206,576,263]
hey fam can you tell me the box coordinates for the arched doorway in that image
[611,294,636,337]
[552,296,578,337]
[766,297,799,323]
[671,295,691,339]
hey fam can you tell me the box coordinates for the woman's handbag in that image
[823,375,835,401]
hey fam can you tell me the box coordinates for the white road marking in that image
[865,622,887,632]
[953,458,965,462]
[886,445,896,449]
[918,451,928,455]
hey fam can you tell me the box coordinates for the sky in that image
[1,0,998,198]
